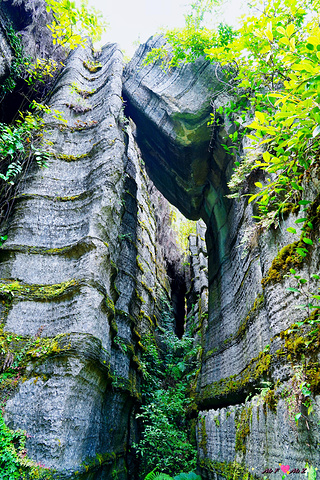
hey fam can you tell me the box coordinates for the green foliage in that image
[144,473,202,480]
[285,268,320,322]
[1,0,106,99]
[144,471,174,480]
[0,411,53,479]
[45,0,107,50]
[174,473,202,480]
[235,406,252,453]
[206,0,320,224]
[0,23,30,99]
[19,0,106,97]
[83,59,102,73]
[0,0,102,231]
[0,235,7,247]
[145,0,320,230]
[134,302,200,478]
[305,464,317,480]
[280,365,315,428]
[0,102,67,227]
[143,0,236,69]
[0,112,46,180]
[0,106,53,161]
[24,57,61,87]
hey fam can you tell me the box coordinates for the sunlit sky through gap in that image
[81,0,247,57]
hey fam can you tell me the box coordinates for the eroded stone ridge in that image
[123,36,231,222]
[0,41,171,479]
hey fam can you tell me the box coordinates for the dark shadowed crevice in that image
[167,262,187,339]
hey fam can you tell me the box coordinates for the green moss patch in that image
[199,416,208,455]
[235,405,253,453]
[57,153,89,162]
[0,279,79,301]
[199,459,260,480]
[262,195,320,288]
[199,314,320,409]
[261,242,304,287]
[198,351,271,405]
[0,327,74,406]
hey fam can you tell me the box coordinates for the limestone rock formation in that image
[0,41,174,479]
[123,37,231,228]
[185,220,208,339]
[123,38,320,479]
[1,5,320,478]
[1,0,63,60]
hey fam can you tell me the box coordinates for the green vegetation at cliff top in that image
[145,0,320,231]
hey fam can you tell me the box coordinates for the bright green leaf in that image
[302,237,313,245]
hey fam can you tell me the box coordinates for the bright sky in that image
[85,0,246,57]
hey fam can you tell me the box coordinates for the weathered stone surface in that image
[198,395,320,479]
[123,36,231,225]
[0,9,12,84]
[1,0,63,61]
[0,40,172,479]
[186,221,208,338]
[124,38,320,479]
[194,153,320,476]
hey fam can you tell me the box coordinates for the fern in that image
[144,471,174,480]
[144,471,202,480]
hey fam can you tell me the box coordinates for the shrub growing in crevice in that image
[134,301,200,478]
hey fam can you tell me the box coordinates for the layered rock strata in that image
[0,42,171,479]
[186,220,208,339]
[124,40,320,478]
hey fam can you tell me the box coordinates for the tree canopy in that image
[46,0,107,50]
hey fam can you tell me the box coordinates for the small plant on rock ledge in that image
[0,102,67,228]
[83,59,102,73]
[281,365,314,429]
[0,325,63,479]
[285,269,320,323]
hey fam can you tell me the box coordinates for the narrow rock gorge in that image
[0,2,319,479]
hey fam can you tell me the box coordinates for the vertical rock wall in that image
[0,42,172,479]
[197,192,320,478]
[186,221,208,339]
